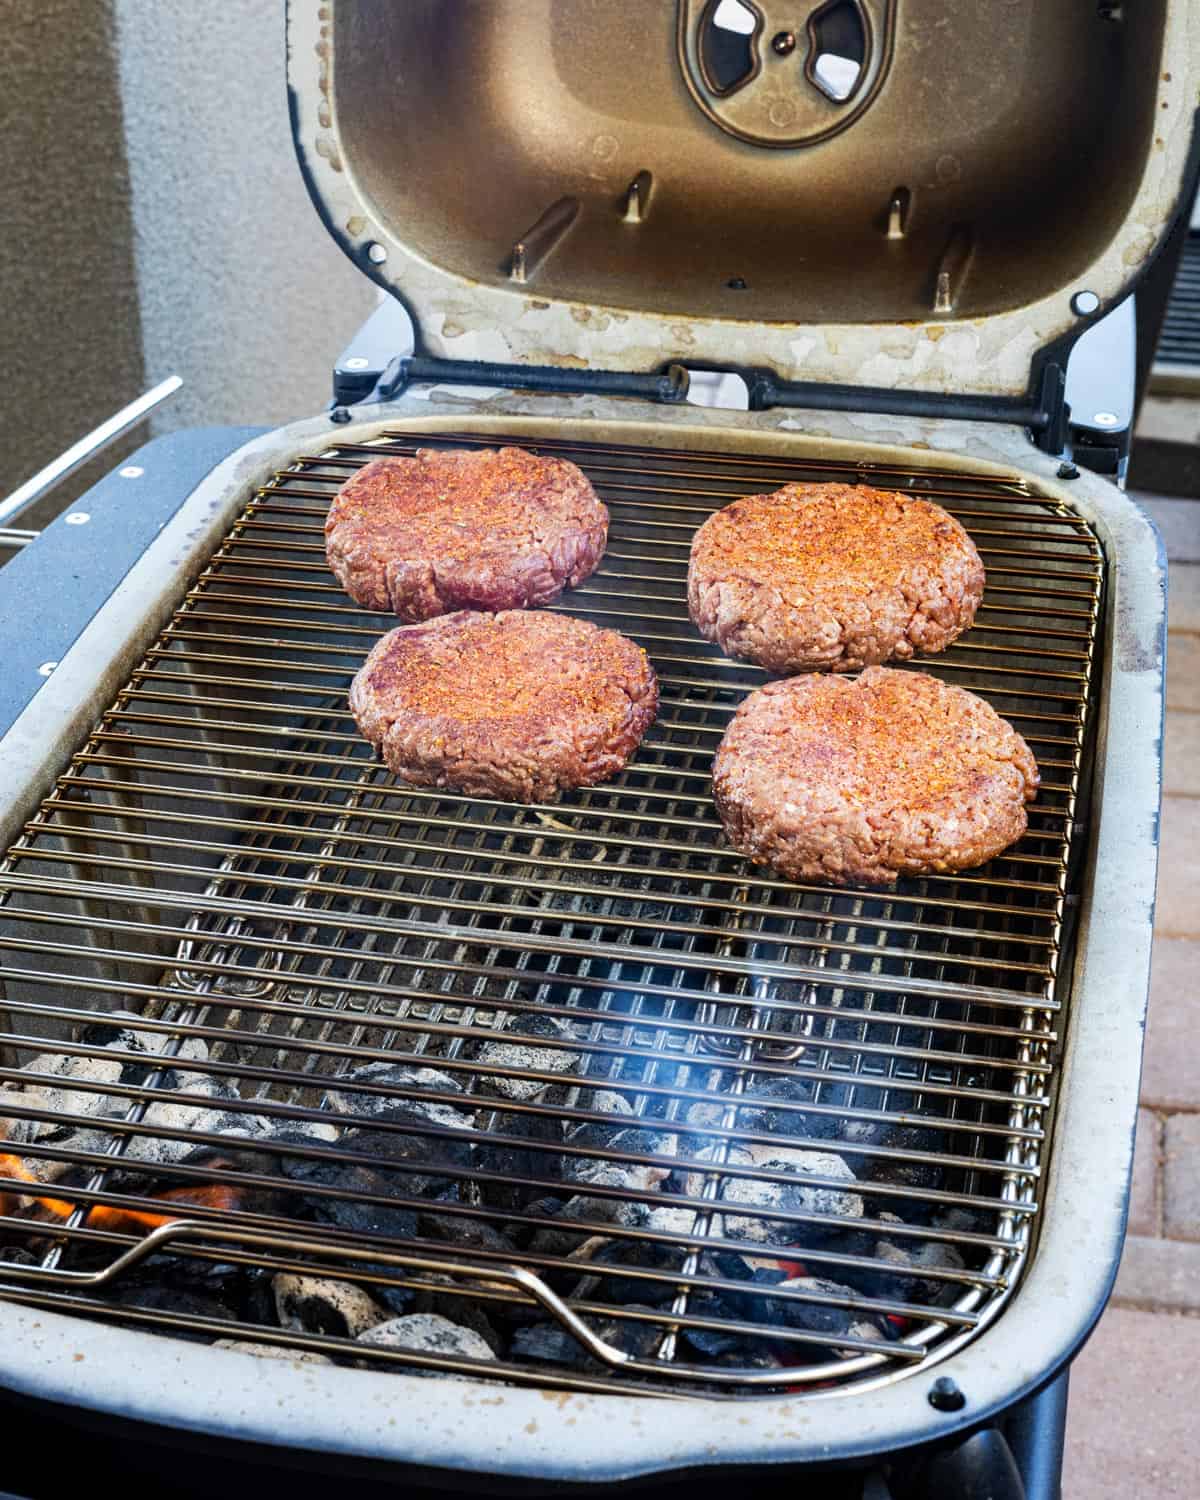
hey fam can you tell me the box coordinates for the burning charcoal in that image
[711,1346,787,1373]
[213,1340,333,1365]
[356,1313,497,1373]
[510,1321,583,1366]
[748,1273,868,1337]
[75,1011,210,1070]
[932,1205,985,1235]
[114,1283,236,1336]
[564,1230,693,1314]
[281,1084,475,1220]
[564,1235,693,1308]
[712,1146,864,1244]
[527,1171,662,1252]
[575,1089,635,1119]
[562,1135,674,1196]
[512,1306,662,1369]
[415,1208,516,1257]
[680,1322,752,1360]
[272,1273,390,1338]
[839,1115,947,1192]
[345,1122,474,1199]
[122,1087,269,1169]
[472,1109,565,1211]
[835,1321,890,1359]
[564,1113,677,1186]
[739,1078,840,1142]
[643,1201,704,1237]
[257,1119,340,1146]
[472,1014,582,1101]
[409,1274,502,1353]
[281,1154,419,1240]
[688,1075,841,1148]
[326,1063,474,1128]
[873,1238,966,1304]
[121,1252,273,1325]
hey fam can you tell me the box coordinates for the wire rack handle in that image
[0,1218,903,1387]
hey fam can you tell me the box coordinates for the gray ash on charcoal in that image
[870,1236,967,1304]
[356,1313,497,1375]
[0,1016,249,1191]
[408,1273,503,1353]
[688,1143,865,1244]
[280,1062,475,1237]
[468,1012,583,1102]
[840,1112,949,1198]
[684,1075,841,1150]
[273,1273,389,1338]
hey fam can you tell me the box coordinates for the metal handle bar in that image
[0,376,182,526]
[0,1218,923,1387]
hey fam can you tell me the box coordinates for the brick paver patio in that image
[1065,497,1199,1495]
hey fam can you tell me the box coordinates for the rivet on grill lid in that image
[928,1375,967,1411]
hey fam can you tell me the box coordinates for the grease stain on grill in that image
[0,428,1104,1395]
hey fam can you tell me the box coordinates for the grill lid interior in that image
[287,0,1199,396]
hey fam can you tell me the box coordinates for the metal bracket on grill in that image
[0,1221,923,1386]
[363,353,692,408]
[340,351,1068,452]
[743,361,1071,454]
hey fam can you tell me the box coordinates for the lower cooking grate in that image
[0,427,1103,1396]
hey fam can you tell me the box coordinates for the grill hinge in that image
[344,352,692,410]
[332,341,1069,454]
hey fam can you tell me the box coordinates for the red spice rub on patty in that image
[688,482,985,673]
[349,610,659,803]
[325,446,608,620]
[712,667,1039,886]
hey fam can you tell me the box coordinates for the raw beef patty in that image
[712,667,1038,886]
[688,482,984,674]
[350,610,658,803]
[326,446,608,620]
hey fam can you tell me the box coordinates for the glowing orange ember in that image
[84,1183,243,1234]
[0,1154,242,1234]
[0,1152,76,1220]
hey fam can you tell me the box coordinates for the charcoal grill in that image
[0,2,1192,1495]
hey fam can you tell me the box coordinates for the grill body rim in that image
[0,396,1163,1479]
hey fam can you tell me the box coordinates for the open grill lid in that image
[287,1,1198,410]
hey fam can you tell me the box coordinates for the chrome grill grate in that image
[0,428,1104,1395]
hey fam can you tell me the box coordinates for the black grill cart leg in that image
[1005,1367,1070,1500]
[919,1428,1026,1500]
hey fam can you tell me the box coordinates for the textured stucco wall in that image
[113,0,378,434]
[0,2,377,522]
[0,1,146,517]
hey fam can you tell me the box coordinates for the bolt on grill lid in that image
[287,1,1199,399]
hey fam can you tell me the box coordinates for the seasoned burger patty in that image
[349,610,658,803]
[712,668,1039,886]
[326,446,608,619]
[688,482,984,673]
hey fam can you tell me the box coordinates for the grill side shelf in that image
[0,428,263,739]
